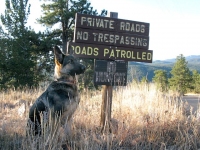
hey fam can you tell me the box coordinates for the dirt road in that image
[182,95,200,113]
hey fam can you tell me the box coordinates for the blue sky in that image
[1,0,200,60]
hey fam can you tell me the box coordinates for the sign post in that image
[100,12,118,137]
[101,12,118,150]
[70,12,152,147]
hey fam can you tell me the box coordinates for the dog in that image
[28,45,85,136]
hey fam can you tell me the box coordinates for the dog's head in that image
[54,46,86,80]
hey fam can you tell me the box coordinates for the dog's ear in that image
[54,46,64,64]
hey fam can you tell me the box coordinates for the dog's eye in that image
[68,59,73,64]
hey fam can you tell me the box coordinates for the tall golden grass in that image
[0,81,200,149]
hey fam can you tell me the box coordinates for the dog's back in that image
[28,46,85,136]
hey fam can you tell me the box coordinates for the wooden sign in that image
[94,60,128,86]
[74,28,149,49]
[69,42,153,63]
[75,13,150,36]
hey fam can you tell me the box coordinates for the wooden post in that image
[100,12,118,134]
[100,85,113,133]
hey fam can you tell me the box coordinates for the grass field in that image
[0,81,200,150]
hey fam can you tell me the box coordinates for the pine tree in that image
[37,0,107,89]
[192,70,200,93]
[0,0,35,88]
[0,0,54,89]
[153,70,168,92]
[38,0,107,53]
[168,54,192,95]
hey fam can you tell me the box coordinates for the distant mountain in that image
[186,55,200,64]
[154,55,200,63]
[128,55,200,81]
[154,59,175,63]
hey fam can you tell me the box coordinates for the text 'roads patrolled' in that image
[70,42,153,63]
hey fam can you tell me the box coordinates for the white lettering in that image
[120,22,125,30]
[83,32,88,40]
[89,32,148,48]
[125,22,130,31]
[81,17,86,25]
[109,20,114,29]
[119,22,147,34]
[76,31,88,40]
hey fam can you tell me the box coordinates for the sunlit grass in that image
[0,81,200,149]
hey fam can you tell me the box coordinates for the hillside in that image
[128,55,200,81]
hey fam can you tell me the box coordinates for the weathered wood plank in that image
[69,42,153,63]
[74,28,149,49]
[75,13,150,36]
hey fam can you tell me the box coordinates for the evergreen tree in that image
[0,0,35,88]
[153,70,168,92]
[38,0,107,52]
[168,54,192,95]
[38,0,107,89]
[192,70,200,93]
[0,0,55,89]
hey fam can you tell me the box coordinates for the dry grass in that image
[1,82,200,150]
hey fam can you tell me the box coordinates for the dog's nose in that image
[81,65,86,72]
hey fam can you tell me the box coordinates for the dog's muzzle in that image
[81,65,86,73]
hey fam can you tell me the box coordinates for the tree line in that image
[1,0,200,95]
[0,0,106,89]
[152,54,200,95]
